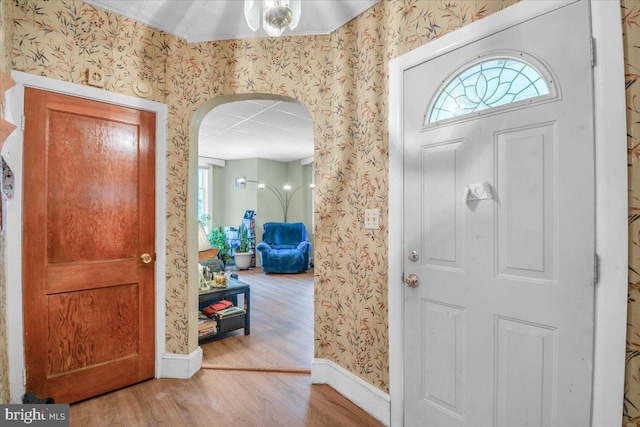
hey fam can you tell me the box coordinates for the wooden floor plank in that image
[70,371,383,426]
[71,268,383,426]
[201,268,314,370]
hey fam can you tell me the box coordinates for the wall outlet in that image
[365,208,380,230]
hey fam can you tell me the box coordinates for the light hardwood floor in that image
[201,268,314,370]
[70,268,383,426]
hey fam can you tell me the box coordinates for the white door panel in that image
[421,141,465,271]
[496,123,556,282]
[403,2,594,426]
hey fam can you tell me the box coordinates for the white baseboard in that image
[311,358,390,426]
[160,347,203,379]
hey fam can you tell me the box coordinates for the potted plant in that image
[208,224,233,266]
[233,223,253,270]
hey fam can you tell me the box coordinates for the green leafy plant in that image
[199,214,211,228]
[208,224,233,263]
[238,223,251,253]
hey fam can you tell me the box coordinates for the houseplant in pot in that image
[208,224,233,267]
[233,223,253,270]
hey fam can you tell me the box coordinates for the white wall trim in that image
[388,40,405,427]
[4,71,169,402]
[591,1,628,425]
[388,1,626,426]
[161,347,203,379]
[311,358,390,427]
[198,156,225,167]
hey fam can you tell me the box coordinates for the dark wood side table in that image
[198,278,250,343]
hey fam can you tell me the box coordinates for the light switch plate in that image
[365,208,380,229]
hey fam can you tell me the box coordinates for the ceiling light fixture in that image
[244,0,301,37]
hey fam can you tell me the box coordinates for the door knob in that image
[140,253,153,264]
[404,274,419,288]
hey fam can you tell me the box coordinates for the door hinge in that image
[21,115,25,131]
[594,252,600,286]
[591,37,596,68]
[22,368,27,387]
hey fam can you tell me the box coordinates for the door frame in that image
[388,1,627,426]
[4,71,168,402]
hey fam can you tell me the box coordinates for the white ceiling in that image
[81,0,379,43]
[198,99,314,162]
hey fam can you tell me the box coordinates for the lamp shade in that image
[198,222,212,252]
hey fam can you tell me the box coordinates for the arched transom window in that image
[426,56,554,124]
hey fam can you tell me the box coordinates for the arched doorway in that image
[189,93,315,371]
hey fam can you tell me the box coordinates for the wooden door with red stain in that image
[22,88,155,403]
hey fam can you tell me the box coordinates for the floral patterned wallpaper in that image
[0,0,7,72]
[173,0,517,391]
[4,0,640,420]
[0,0,11,404]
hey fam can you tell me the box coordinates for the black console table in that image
[198,278,250,343]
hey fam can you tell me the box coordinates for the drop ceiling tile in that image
[250,108,297,125]
[232,118,292,137]
[199,121,225,134]
[199,99,314,162]
[213,101,269,119]
[251,109,313,136]
[249,99,282,108]
[197,134,219,146]
[202,111,247,129]
[197,143,217,158]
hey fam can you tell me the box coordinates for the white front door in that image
[402,2,594,426]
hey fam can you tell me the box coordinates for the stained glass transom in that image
[428,58,551,123]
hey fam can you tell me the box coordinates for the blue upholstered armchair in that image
[256,222,312,274]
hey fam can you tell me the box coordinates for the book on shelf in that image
[198,316,218,336]
[198,317,217,327]
[198,329,217,337]
[199,328,217,337]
